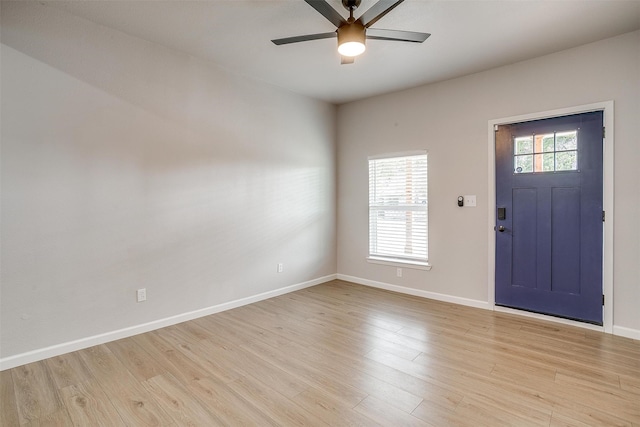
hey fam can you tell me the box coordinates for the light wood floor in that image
[2,280,639,426]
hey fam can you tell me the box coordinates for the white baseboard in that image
[336,274,491,310]
[0,274,336,371]
[4,272,634,371]
[613,325,640,341]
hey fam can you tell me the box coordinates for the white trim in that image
[494,305,604,332]
[337,274,490,310]
[488,101,614,333]
[612,326,640,341]
[366,257,432,270]
[368,150,427,160]
[602,102,614,334]
[0,274,337,371]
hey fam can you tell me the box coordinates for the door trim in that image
[487,101,614,333]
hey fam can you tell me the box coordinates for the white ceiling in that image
[43,0,640,104]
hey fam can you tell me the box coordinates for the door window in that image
[513,130,578,173]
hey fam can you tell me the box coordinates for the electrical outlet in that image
[464,195,477,207]
[397,268,403,277]
[277,263,283,273]
[137,288,146,302]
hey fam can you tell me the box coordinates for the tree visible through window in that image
[368,153,428,265]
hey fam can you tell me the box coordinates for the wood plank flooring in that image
[2,280,639,426]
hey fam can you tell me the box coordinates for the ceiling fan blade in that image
[304,0,347,28]
[357,0,405,28]
[271,32,337,45]
[341,56,355,65]
[366,28,430,43]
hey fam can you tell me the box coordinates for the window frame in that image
[367,151,431,270]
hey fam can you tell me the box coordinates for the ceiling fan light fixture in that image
[338,41,366,57]
[270,0,431,64]
[337,23,366,57]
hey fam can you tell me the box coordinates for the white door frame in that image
[487,101,614,333]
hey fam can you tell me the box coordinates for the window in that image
[368,152,428,267]
[514,130,578,173]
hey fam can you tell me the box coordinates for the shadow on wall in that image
[0,1,337,357]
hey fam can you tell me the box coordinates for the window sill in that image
[367,257,432,271]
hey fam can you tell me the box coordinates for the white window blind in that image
[369,153,428,265]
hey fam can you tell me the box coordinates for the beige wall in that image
[1,2,336,360]
[337,31,640,334]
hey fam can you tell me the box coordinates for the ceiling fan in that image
[271,0,430,64]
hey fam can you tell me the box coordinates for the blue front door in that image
[495,111,603,325]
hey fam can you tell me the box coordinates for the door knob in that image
[498,225,505,232]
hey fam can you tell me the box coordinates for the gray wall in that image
[1,2,337,360]
[337,30,640,334]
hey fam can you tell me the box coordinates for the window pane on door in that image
[556,151,577,171]
[513,130,578,174]
[515,136,533,154]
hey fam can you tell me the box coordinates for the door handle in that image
[497,225,505,232]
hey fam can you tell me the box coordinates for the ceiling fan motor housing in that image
[337,22,366,56]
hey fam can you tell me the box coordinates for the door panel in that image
[551,187,581,294]
[495,111,603,325]
[512,188,537,288]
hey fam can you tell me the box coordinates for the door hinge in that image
[602,211,605,222]
[602,126,606,139]
[602,294,605,305]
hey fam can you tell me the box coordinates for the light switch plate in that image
[464,195,477,207]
